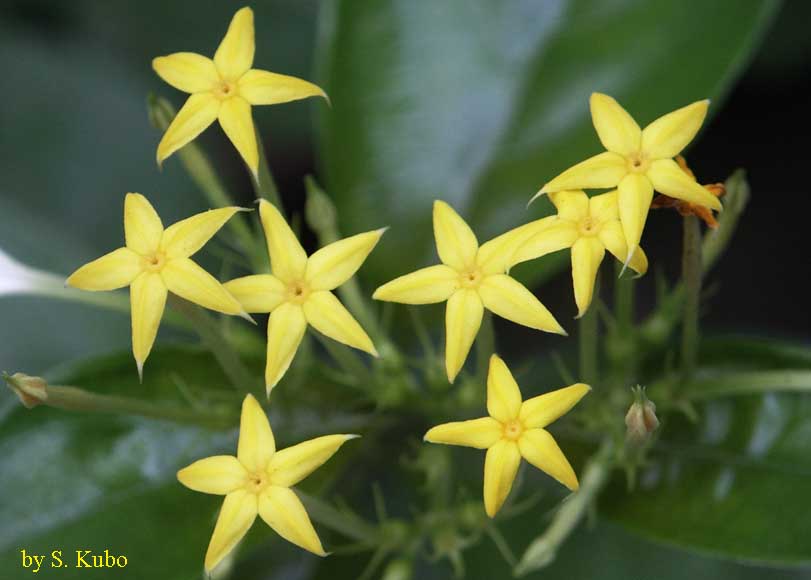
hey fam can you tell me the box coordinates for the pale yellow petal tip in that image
[423,426,443,443]
[566,478,580,492]
[527,188,547,208]
[136,359,144,384]
[238,310,257,325]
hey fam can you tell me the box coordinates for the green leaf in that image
[315,0,778,287]
[602,338,811,565]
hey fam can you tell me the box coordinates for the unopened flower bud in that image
[625,386,659,444]
[4,373,48,408]
[381,558,413,580]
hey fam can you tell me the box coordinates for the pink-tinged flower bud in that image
[4,373,48,408]
[625,387,659,444]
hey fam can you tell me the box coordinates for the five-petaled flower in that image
[532,93,722,263]
[511,190,648,318]
[178,394,357,571]
[424,355,589,517]
[224,200,383,394]
[67,193,249,378]
[373,201,565,383]
[153,6,328,178]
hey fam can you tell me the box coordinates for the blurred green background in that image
[1,1,810,578]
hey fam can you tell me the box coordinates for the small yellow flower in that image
[650,156,725,228]
[153,7,328,177]
[512,190,648,318]
[178,394,357,571]
[425,355,589,517]
[67,193,248,377]
[373,201,565,383]
[532,93,722,262]
[224,200,383,394]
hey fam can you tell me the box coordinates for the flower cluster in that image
[58,5,724,573]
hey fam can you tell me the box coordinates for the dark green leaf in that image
[315,0,778,287]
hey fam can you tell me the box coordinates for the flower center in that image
[286,280,310,304]
[502,419,523,441]
[578,217,600,237]
[246,471,269,494]
[626,153,650,174]
[142,251,166,272]
[458,268,482,289]
[213,80,237,100]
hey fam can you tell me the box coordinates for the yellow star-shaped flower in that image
[373,201,565,383]
[425,355,589,517]
[512,190,648,318]
[224,200,383,394]
[178,394,357,571]
[67,193,248,377]
[532,93,722,262]
[153,6,327,177]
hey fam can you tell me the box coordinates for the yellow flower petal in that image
[518,428,578,491]
[66,247,141,291]
[646,158,723,210]
[268,434,358,488]
[424,417,503,449]
[161,258,245,315]
[549,190,589,222]
[152,52,218,94]
[536,151,627,197]
[130,272,167,377]
[124,193,163,256]
[598,221,648,275]
[483,440,521,518]
[510,220,578,266]
[433,200,478,271]
[587,190,619,223]
[258,486,325,556]
[161,207,245,259]
[640,99,709,160]
[477,217,556,275]
[218,96,258,177]
[204,490,258,572]
[445,289,483,383]
[238,69,328,105]
[372,265,458,304]
[259,200,308,283]
[519,383,591,429]
[305,229,385,291]
[214,6,255,80]
[302,291,377,355]
[486,354,523,423]
[223,274,286,313]
[477,274,565,334]
[617,173,654,260]
[156,93,220,166]
[590,93,642,156]
[177,455,247,495]
[237,394,276,472]
[265,302,307,392]
[570,237,606,318]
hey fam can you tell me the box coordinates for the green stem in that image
[614,261,634,336]
[169,297,257,393]
[251,127,283,207]
[4,374,234,428]
[514,440,614,576]
[476,312,495,380]
[680,216,702,380]
[148,96,258,261]
[299,491,379,543]
[578,273,599,385]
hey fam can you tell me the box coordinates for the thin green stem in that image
[298,491,379,543]
[578,273,599,385]
[614,260,634,336]
[514,440,614,576]
[169,297,257,394]
[148,96,258,261]
[476,311,495,380]
[680,215,702,380]
[251,127,282,207]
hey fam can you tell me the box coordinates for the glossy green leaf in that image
[315,0,777,287]
[601,338,811,565]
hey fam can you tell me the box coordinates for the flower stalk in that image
[680,215,702,379]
